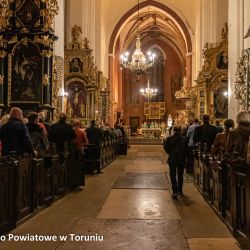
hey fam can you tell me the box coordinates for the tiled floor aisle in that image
[0,145,242,250]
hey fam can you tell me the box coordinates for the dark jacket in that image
[193,123,217,152]
[163,134,187,166]
[226,125,250,161]
[50,120,75,152]
[0,118,34,156]
[26,123,48,155]
[86,127,104,148]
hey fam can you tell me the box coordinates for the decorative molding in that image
[234,48,249,110]
[42,74,50,86]
[0,0,13,30]
[40,0,59,31]
[0,74,4,85]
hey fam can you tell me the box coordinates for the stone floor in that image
[0,145,243,250]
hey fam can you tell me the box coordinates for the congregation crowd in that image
[0,107,126,174]
[164,111,250,199]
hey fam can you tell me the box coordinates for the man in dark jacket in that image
[163,125,187,199]
[50,113,75,153]
[193,114,217,152]
[0,107,36,156]
[86,120,104,174]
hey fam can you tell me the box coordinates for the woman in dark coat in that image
[226,111,250,161]
[26,112,48,157]
[163,125,188,199]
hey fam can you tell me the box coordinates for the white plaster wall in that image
[54,0,64,57]
[244,0,250,49]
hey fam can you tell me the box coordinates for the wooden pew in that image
[0,157,17,234]
[230,162,250,237]
[16,156,34,223]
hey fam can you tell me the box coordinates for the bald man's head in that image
[9,107,23,121]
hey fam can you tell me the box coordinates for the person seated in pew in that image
[73,119,88,152]
[50,113,76,153]
[86,120,104,174]
[225,111,250,161]
[26,112,49,157]
[211,119,234,160]
[0,107,37,157]
[193,114,217,152]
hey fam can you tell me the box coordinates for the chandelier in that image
[140,78,157,100]
[120,0,156,76]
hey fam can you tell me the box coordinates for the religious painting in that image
[214,86,228,118]
[66,81,87,118]
[69,58,83,73]
[11,41,42,102]
[216,51,228,70]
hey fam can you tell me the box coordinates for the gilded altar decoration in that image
[65,25,111,123]
[194,23,228,120]
[234,49,249,109]
[34,35,53,48]
[40,0,59,31]
[0,0,58,116]
[0,0,12,30]
[52,58,60,120]
[72,25,81,43]
[144,102,165,120]
[66,25,83,50]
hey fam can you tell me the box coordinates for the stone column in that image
[228,0,244,119]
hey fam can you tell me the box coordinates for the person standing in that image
[50,113,76,153]
[0,107,36,156]
[186,118,200,173]
[73,120,88,151]
[193,114,217,152]
[86,120,104,174]
[26,112,48,157]
[163,125,187,199]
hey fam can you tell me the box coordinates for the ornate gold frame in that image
[194,23,228,122]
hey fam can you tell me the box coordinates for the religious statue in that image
[167,115,173,128]
[83,37,90,49]
[79,103,86,117]
[72,25,82,44]
[67,103,73,117]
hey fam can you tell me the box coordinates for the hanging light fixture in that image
[140,78,157,101]
[120,0,156,76]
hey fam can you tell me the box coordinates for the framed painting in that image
[216,51,228,70]
[214,86,228,118]
[69,58,83,73]
[11,41,42,103]
[66,81,87,118]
